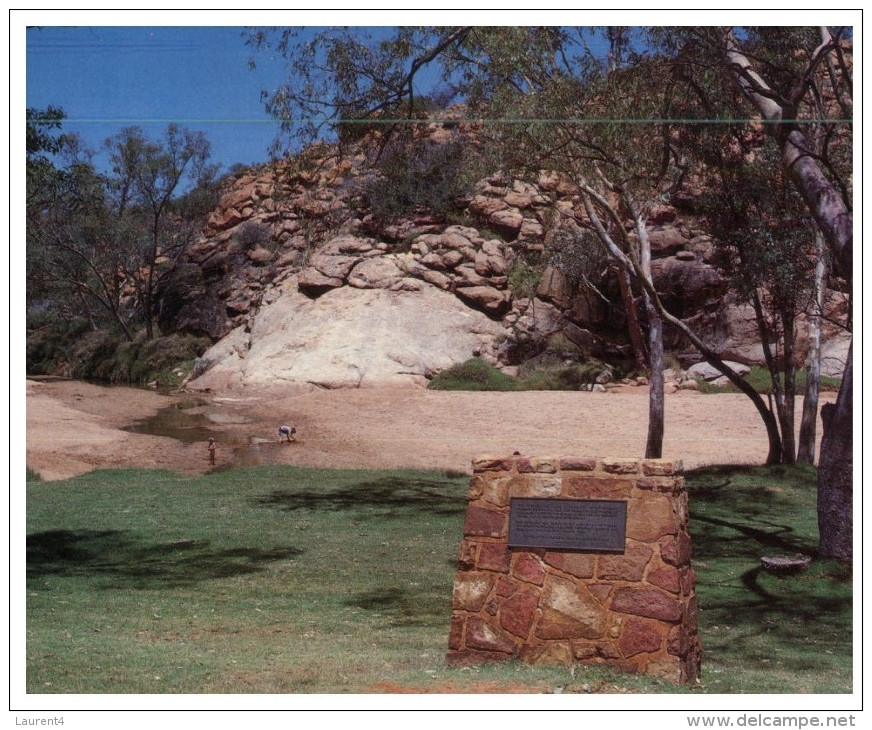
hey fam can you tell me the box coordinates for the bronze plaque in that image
[508,498,627,552]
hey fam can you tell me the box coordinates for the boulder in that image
[297,267,344,296]
[347,257,405,289]
[455,285,513,316]
[186,283,505,391]
[650,256,726,315]
[489,208,524,238]
[687,360,750,381]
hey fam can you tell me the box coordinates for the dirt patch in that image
[24,379,834,482]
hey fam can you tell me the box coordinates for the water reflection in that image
[124,403,289,470]
[123,403,217,444]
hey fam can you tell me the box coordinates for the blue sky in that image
[26,25,290,174]
[21,10,857,177]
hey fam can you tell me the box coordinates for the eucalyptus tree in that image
[103,124,217,339]
[664,25,853,558]
[247,26,675,458]
[247,25,852,493]
[26,110,137,338]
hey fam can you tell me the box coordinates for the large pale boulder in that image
[186,281,505,391]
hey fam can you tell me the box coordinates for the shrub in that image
[39,328,209,388]
[359,135,481,221]
[233,221,273,251]
[507,261,541,299]
[696,365,841,395]
[26,316,91,375]
[428,358,520,391]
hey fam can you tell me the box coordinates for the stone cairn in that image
[446,455,701,684]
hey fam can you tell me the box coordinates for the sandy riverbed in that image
[23,378,833,482]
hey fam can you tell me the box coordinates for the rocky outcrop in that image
[186,279,505,391]
[169,121,848,391]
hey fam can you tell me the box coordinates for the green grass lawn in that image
[25,463,852,694]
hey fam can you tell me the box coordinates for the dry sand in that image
[24,378,833,482]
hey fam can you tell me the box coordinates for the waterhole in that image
[124,403,291,469]
[123,403,218,444]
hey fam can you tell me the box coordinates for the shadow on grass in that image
[345,586,451,628]
[27,529,303,589]
[685,465,852,679]
[253,475,466,518]
[686,464,819,559]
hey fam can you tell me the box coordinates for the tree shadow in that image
[344,586,451,628]
[253,475,466,518]
[26,529,303,589]
[683,465,852,675]
[685,464,818,559]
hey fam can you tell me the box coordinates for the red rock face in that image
[446,455,702,684]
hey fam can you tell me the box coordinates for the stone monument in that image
[446,455,701,684]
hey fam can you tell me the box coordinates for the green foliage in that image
[26,105,67,163]
[27,324,209,387]
[358,134,480,221]
[428,356,616,392]
[25,316,91,375]
[697,366,842,395]
[506,261,542,299]
[427,357,519,391]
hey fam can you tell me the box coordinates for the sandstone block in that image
[297,267,344,294]
[472,455,515,472]
[467,475,485,501]
[496,576,519,598]
[500,586,539,639]
[507,473,562,497]
[597,541,653,582]
[648,565,682,594]
[463,505,507,538]
[455,285,512,316]
[564,476,634,499]
[480,475,511,507]
[347,257,404,289]
[520,642,573,665]
[489,208,523,237]
[512,553,546,586]
[452,572,496,612]
[543,551,596,579]
[559,456,597,471]
[602,458,640,474]
[519,218,545,239]
[537,577,608,639]
[611,587,682,623]
[466,616,516,655]
[448,614,465,650]
[309,252,360,280]
[478,542,511,572]
[660,531,693,567]
[626,494,677,541]
[618,617,664,657]
[457,539,478,571]
[642,459,684,476]
[469,195,508,217]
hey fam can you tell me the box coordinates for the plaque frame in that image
[507,497,627,552]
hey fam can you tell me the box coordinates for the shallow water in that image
[124,402,290,470]
[123,404,218,444]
